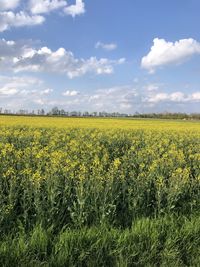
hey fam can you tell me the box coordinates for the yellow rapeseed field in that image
[0,115,200,265]
[1,115,200,131]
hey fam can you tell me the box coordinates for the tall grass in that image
[0,216,200,266]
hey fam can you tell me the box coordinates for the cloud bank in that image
[1,76,200,113]
[0,39,125,78]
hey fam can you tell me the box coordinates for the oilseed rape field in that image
[0,116,200,266]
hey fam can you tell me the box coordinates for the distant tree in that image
[60,109,66,116]
[83,111,89,117]
[51,107,59,115]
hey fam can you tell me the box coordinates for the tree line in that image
[0,107,200,120]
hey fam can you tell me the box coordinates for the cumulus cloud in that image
[13,47,124,77]
[0,0,86,32]
[0,0,21,11]
[141,38,200,73]
[62,90,79,96]
[0,39,125,78]
[29,0,67,14]
[29,0,86,17]
[64,0,85,17]
[0,11,45,32]
[95,42,117,51]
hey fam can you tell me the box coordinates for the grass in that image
[1,216,200,266]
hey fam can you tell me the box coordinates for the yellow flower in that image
[113,158,121,169]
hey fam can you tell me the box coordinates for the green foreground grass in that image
[1,216,200,267]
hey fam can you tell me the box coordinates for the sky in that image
[0,0,200,113]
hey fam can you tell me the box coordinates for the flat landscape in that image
[0,116,200,266]
[1,0,200,266]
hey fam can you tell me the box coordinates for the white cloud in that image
[0,11,45,32]
[95,42,117,51]
[62,90,79,96]
[1,75,200,112]
[189,92,200,102]
[30,0,86,17]
[118,58,126,64]
[0,87,18,96]
[0,75,55,110]
[40,88,53,95]
[13,48,124,77]
[146,93,169,103]
[61,86,139,112]
[64,0,85,17]
[145,84,159,91]
[0,0,20,11]
[144,91,200,103]
[0,39,125,78]
[34,99,45,105]
[28,85,139,112]
[0,76,43,97]
[141,38,200,73]
[89,86,138,111]
[170,92,186,102]
[0,0,86,32]
[29,0,67,14]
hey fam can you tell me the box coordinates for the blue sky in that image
[0,0,200,113]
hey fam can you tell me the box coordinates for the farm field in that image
[1,115,200,131]
[0,116,200,266]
